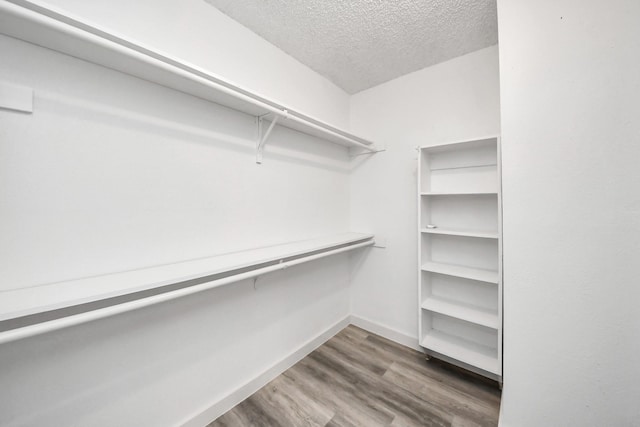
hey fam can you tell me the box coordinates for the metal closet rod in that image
[4,0,376,152]
[0,239,374,345]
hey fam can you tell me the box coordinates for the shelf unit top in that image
[421,297,498,329]
[0,0,378,151]
[421,261,499,284]
[0,232,374,322]
[421,330,499,374]
[420,136,499,153]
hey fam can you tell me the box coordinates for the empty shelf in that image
[421,192,498,196]
[421,297,498,329]
[421,228,499,239]
[421,330,499,374]
[428,163,497,172]
[0,232,374,322]
[421,262,499,284]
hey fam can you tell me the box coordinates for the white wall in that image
[497,1,640,425]
[0,32,350,289]
[349,46,501,344]
[34,0,350,128]
[0,1,355,424]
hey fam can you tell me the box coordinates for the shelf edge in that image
[421,298,499,329]
[420,228,499,239]
[421,262,499,284]
[421,332,499,374]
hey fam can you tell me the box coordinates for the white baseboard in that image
[179,315,351,427]
[349,314,421,351]
[180,315,419,427]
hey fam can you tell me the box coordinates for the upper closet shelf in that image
[0,0,379,154]
[419,136,500,152]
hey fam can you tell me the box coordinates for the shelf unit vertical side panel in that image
[420,145,434,194]
[497,137,504,378]
[417,148,424,343]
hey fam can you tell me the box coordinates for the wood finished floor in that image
[209,325,501,427]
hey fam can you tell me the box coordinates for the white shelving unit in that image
[0,0,380,160]
[418,137,502,381]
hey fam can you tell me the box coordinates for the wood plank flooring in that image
[209,325,501,427]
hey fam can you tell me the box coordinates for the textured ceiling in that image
[203,0,498,94]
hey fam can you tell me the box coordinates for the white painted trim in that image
[178,315,351,427]
[349,314,421,351]
[178,316,422,426]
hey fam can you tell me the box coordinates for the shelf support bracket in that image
[350,148,386,158]
[256,113,280,164]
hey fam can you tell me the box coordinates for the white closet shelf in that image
[421,297,498,329]
[421,192,498,196]
[428,163,497,172]
[420,228,499,239]
[421,262,499,284]
[0,232,374,323]
[421,330,499,375]
[0,0,379,152]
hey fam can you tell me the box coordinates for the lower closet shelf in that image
[0,232,374,323]
[421,261,499,284]
[421,297,498,329]
[421,330,499,375]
